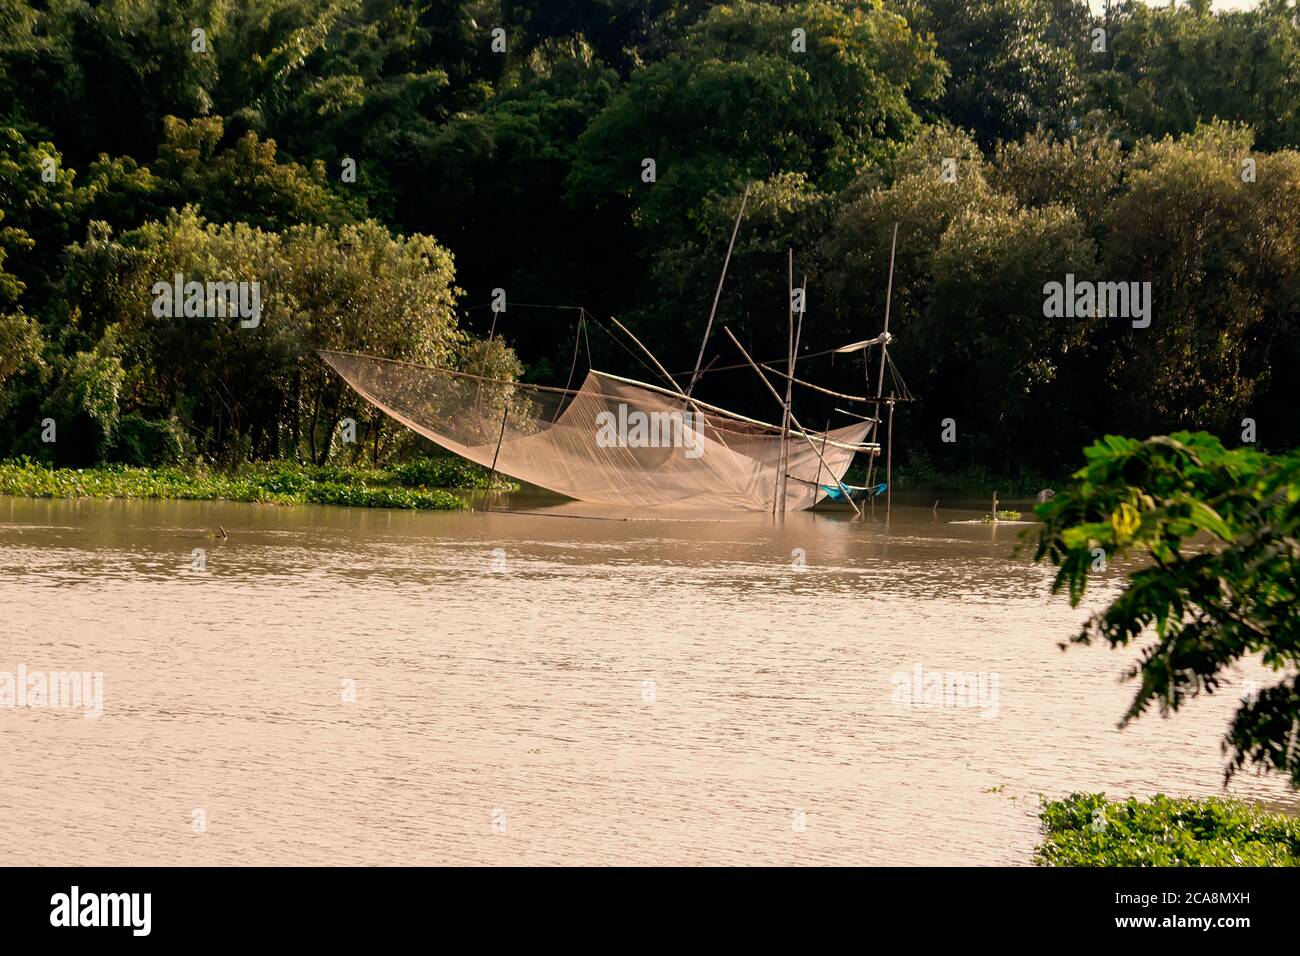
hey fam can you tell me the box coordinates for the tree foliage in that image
[1033,433,1300,786]
[26,208,466,465]
[0,0,1297,474]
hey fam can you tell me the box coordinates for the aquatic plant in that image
[1036,793,1300,866]
[0,457,512,510]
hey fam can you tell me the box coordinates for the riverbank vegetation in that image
[1036,793,1300,866]
[0,2,1297,484]
[0,457,514,510]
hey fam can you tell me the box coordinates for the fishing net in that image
[320,350,875,511]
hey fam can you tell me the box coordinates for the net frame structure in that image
[320,350,878,512]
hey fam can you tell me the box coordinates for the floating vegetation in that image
[1036,793,1300,867]
[0,458,515,511]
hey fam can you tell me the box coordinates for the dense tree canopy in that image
[0,0,1296,474]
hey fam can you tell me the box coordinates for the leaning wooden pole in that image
[609,316,687,396]
[473,302,505,414]
[810,417,830,512]
[483,403,510,512]
[865,222,899,495]
[723,327,862,518]
[609,314,720,454]
[688,182,751,398]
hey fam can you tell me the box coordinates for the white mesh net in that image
[321,350,875,511]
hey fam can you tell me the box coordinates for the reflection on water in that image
[0,493,1294,865]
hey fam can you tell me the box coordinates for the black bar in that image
[0,866,1290,942]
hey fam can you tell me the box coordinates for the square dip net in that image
[321,350,874,511]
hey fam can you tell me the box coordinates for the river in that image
[1,493,1295,865]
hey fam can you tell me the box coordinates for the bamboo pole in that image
[723,327,862,518]
[608,316,686,396]
[833,408,881,423]
[865,223,899,495]
[473,304,504,414]
[781,273,806,513]
[886,391,895,514]
[774,252,798,515]
[688,182,751,397]
[810,417,830,511]
[773,250,793,514]
[483,403,509,512]
[760,368,869,402]
[550,310,586,424]
[592,368,868,447]
[608,315,725,456]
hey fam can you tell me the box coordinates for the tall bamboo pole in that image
[781,273,806,513]
[609,314,721,457]
[774,250,795,515]
[865,223,899,496]
[688,183,751,397]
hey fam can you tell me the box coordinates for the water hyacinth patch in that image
[1036,793,1300,867]
[0,458,516,510]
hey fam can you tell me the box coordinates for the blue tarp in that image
[820,482,887,502]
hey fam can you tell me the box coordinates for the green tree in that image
[641,171,836,368]
[1085,0,1300,150]
[820,126,1100,476]
[572,0,944,213]
[0,0,229,165]
[39,335,125,465]
[898,0,1086,147]
[0,127,81,313]
[0,308,46,440]
[1033,432,1300,787]
[152,115,361,228]
[1098,124,1300,444]
[51,207,474,465]
[393,38,623,367]
[991,127,1124,232]
[569,0,944,371]
[927,203,1095,474]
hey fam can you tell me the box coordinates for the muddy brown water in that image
[1,493,1294,865]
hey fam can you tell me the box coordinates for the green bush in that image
[1036,793,1300,866]
[305,482,461,510]
[107,413,194,467]
[389,456,502,490]
[0,459,471,510]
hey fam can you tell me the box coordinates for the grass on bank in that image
[1036,793,1300,866]
[0,457,517,511]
